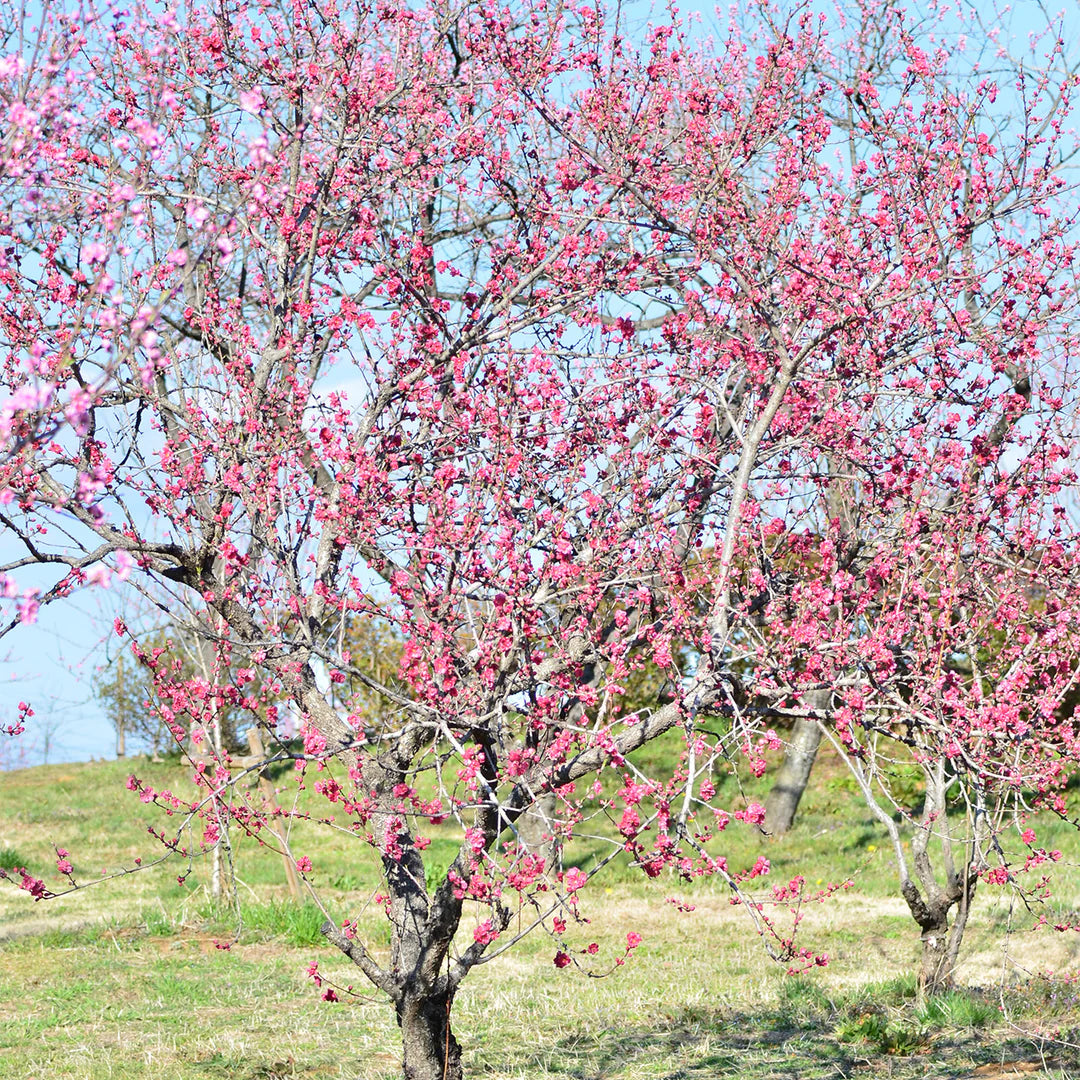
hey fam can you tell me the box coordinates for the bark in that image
[941,893,972,991]
[762,719,822,835]
[905,761,967,996]
[515,792,559,872]
[901,878,954,996]
[398,987,463,1080]
[918,911,954,996]
[762,690,830,835]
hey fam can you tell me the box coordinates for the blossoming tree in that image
[716,4,1080,992]
[2,0,1080,1073]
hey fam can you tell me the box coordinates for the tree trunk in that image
[919,912,954,996]
[762,690,829,835]
[115,652,126,758]
[906,762,965,997]
[208,687,234,903]
[515,792,559,873]
[398,988,463,1080]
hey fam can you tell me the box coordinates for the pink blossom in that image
[18,594,39,624]
[562,867,587,892]
[17,870,47,900]
[0,2,1077,1060]
[747,856,770,879]
[86,564,112,587]
[619,806,640,838]
[239,88,264,113]
[473,920,498,945]
[736,802,766,826]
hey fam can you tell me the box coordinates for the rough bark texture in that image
[762,691,830,835]
[398,989,463,1080]
[918,911,953,996]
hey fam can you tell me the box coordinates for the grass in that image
[915,988,1001,1028]
[233,900,328,947]
[0,845,27,870]
[5,911,1077,1080]
[4,751,1080,1078]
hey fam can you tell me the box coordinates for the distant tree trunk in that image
[902,761,981,998]
[762,689,830,835]
[115,653,127,758]
[515,793,559,872]
[208,652,235,904]
[246,728,302,901]
[514,637,619,873]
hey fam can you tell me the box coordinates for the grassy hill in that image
[2,753,1080,1078]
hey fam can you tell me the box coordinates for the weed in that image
[238,900,326,946]
[840,974,919,1013]
[329,873,363,891]
[774,975,832,1029]
[38,925,103,948]
[144,906,174,936]
[834,1011,928,1055]
[0,845,25,870]
[915,990,999,1029]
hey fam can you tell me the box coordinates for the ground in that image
[3,756,1080,1078]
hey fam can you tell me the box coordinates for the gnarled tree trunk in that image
[914,902,953,996]
[900,761,982,998]
[398,987,463,1080]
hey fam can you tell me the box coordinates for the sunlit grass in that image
[3,753,1080,1077]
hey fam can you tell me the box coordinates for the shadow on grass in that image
[476,987,1080,1080]
[519,1007,856,1080]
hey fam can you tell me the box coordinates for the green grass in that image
[4,917,1075,1080]
[0,845,26,870]
[3,753,1080,1078]
[915,988,1000,1028]
[234,900,327,947]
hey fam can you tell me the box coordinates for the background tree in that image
[0,1,1079,1076]
[96,622,269,758]
[95,641,166,758]
[718,3,1080,993]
